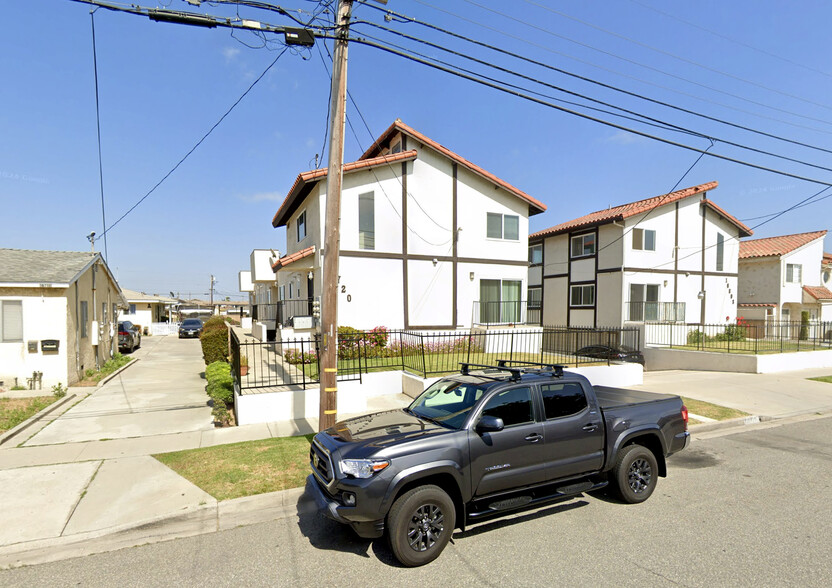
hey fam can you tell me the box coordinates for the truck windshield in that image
[409,379,489,429]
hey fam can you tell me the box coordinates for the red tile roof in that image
[803,285,832,301]
[271,245,316,271]
[530,181,750,239]
[271,150,418,228]
[361,120,546,216]
[738,230,827,259]
[823,252,832,265]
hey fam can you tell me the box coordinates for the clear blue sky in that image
[3,0,831,300]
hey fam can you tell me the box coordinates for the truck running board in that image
[468,479,608,521]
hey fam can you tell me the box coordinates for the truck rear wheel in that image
[612,444,658,504]
[387,485,455,567]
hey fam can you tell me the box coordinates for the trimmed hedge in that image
[205,360,233,426]
[200,316,229,365]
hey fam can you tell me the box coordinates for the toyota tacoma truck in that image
[307,361,689,566]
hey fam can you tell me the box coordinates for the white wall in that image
[0,294,68,389]
[644,347,832,374]
[336,257,404,330]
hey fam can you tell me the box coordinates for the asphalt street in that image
[2,414,830,587]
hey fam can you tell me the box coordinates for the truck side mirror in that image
[476,415,504,434]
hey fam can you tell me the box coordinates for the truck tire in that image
[612,444,658,504]
[387,485,455,567]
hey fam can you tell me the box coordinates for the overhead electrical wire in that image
[90,10,109,259]
[361,1,832,156]
[353,20,832,175]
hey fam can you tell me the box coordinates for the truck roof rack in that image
[495,359,565,378]
[458,362,522,381]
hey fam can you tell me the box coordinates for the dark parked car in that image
[575,344,645,365]
[118,321,141,353]
[178,318,204,339]
[308,360,688,566]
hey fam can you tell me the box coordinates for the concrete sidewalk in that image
[1,356,831,569]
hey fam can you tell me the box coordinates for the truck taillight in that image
[681,405,689,430]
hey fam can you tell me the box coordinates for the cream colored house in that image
[738,230,832,324]
[0,249,126,389]
[268,119,546,331]
[118,288,178,330]
[529,182,752,327]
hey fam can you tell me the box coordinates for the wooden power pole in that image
[319,0,353,431]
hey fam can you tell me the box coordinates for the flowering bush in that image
[284,348,318,365]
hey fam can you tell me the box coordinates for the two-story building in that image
[738,230,831,325]
[0,249,126,389]
[529,181,752,328]
[269,119,546,331]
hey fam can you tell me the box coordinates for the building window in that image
[129,304,136,314]
[527,287,542,308]
[80,301,89,338]
[629,283,660,321]
[570,233,596,258]
[112,303,118,325]
[480,279,522,323]
[102,303,108,326]
[528,243,543,265]
[297,210,307,242]
[786,263,802,284]
[358,191,375,250]
[570,284,595,307]
[279,285,285,301]
[0,300,23,342]
[632,228,656,251]
[391,141,402,154]
[486,213,519,240]
[716,233,725,272]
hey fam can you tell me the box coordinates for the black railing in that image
[627,301,686,322]
[252,299,314,327]
[645,320,832,354]
[473,301,541,325]
[231,325,642,394]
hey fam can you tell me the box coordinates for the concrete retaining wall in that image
[644,347,832,374]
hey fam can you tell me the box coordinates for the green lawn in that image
[0,396,58,434]
[681,396,748,421]
[154,435,314,500]
[809,375,832,384]
[670,341,831,355]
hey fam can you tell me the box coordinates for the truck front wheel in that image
[387,485,455,567]
[612,444,658,504]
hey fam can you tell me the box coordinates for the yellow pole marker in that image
[324,387,338,392]
[324,410,337,415]
[324,368,337,373]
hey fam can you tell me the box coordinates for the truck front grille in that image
[310,440,333,484]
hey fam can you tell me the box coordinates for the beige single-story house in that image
[0,249,126,389]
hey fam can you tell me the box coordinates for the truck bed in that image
[593,386,680,409]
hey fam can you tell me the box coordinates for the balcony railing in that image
[252,299,314,327]
[627,301,685,322]
[473,301,541,325]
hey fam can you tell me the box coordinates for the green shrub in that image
[52,383,67,398]
[799,311,810,341]
[205,361,234,407]
[687,330,706,345]
[200,320,229,365]
[285,348,318,364]
[212,402,232,426]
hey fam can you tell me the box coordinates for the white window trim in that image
[528,243,543,266]
[570,284,595,307]
[632,228,656,251]
[0,300,23,343]
[786,263,802,284]
[570,233,596,258]
[486,212,520,241]
[297,210,307,243]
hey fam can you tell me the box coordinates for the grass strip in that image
[154,434,314,500]
[0,396,58,434]
[681,396,749,421]
[809,376,832,384]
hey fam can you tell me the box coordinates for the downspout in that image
[92,263,99,369]
[75,282,81,380]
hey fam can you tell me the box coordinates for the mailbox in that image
[41,339,60,352]
[28,341,38,353]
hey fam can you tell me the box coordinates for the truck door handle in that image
[524,433,543,443]
[582,423,599,432]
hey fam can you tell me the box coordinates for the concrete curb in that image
[688,415,761,434]
[95,357,140,388]
[0,485,317,570]
[0,394,80,447]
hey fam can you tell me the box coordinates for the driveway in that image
[23,335,213,446]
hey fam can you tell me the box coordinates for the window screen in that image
[1,301,23,342]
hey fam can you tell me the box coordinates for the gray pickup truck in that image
[307,361,689,566]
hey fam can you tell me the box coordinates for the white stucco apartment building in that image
[528,181,752,327]
[268,119,546,331]
[738,230,832,324]
[118,288,178,329]
[0,249,126,389]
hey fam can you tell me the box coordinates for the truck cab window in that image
[541,383,588,419]
[481,387,533,427]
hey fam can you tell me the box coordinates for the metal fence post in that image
[421,332,427,378]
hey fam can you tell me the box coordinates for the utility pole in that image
[319,0,353,432]
[210,274,216,312]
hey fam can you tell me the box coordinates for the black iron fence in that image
[252,300,314,327]
[626,301,686,322]
[645,320,832,354]
[472,301,541,326]
[231,325,641,394]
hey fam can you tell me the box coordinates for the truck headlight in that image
[340,459,390,479]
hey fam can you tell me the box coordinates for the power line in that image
[520,0,832,114]
[98,46,289,240]
[341,34,832,187]
[404,0,832,138]
[90,10,109,260]
[359,2,832,158]
[353,20,832,175]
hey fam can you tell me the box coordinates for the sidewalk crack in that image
[60,460,103,537]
